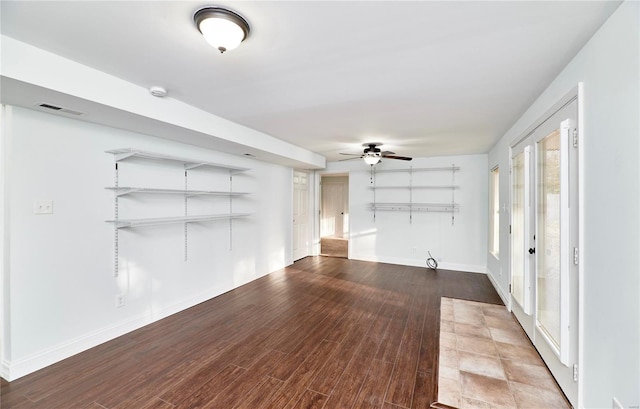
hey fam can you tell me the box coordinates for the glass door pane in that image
[511,151,526,309]
[536,130,561,347]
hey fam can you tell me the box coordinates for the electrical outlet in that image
[34,200,53,215]
[412,247,417,253]
[115,294,125,308]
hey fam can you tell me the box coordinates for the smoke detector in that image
[149,86,168,98]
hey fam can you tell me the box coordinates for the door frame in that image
[508,84,584,407]
[314,171,350,257]
[292,169,313,261]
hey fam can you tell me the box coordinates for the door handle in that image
[528,248,536,254]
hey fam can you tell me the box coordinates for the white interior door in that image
[321,176,348,238]
[510,140,535,337]
[510,97,579,405]
[293,171,310,261]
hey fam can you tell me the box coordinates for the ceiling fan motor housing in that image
[363,143,383,154]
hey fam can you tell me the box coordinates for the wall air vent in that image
[39,103,62,110]
[37,103,85,116]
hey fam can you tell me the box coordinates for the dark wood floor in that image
[1,257,502,409]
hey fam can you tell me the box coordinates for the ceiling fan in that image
[339,143,413,165]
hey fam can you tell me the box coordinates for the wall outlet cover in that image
[34,200,53,215]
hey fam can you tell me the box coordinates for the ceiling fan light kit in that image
[364,154,381,165]
[194,6,250,53]
[339,143,412,166]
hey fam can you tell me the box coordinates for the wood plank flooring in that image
[1,257,502,409]
[320,237,348,258]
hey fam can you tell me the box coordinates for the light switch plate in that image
[34,200,53,215]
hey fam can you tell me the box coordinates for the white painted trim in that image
[290,168,295,261]
[487,268,510,308]
[0,105,11,382]
[559,118,571,366]
[350,253,486,274]
[2,283,230,381]
[523,145,532,315]
[576,81,585,409]
[316,171,352,258]
[311,170,321,256]
[1,359,10,380]
[292,169,314,261]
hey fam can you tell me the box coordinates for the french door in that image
[510,96,579,406]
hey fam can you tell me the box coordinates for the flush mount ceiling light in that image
[194,6,250,53]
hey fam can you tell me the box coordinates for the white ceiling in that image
[0,1,621,162]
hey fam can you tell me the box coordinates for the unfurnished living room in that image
[0,1,638,408]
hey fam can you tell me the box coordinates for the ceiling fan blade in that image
[338,156,363,161]
[382,155,413,161]
[380,150,396,155]
[339,153,362,156]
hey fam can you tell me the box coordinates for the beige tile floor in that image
[437,297,571,409]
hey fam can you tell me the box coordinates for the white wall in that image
[325,154,487,273]
[1,106,293,380]
[487,1,639,407]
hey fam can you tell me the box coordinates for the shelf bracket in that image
[229,173,233,251]
[113,152,136,162]
[451,164,456,226]
[184,170,188,261]
[113,163,120,277]
[184,162,206,170]
[409,166,413,224]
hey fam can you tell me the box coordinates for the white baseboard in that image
[1,359,10,381]
[3,284,230,381]
[350,253,486,274]
[486,269,510,309]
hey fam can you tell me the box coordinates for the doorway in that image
[293,170,311,261]
[320,175,349,258]
[510,94,579,405]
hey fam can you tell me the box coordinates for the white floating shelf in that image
[374,166,460,173]
[106,148,250,173]
[369,202,459,212]
[371,185,459,190]
[105,187,250,197]
[106,214,251,229]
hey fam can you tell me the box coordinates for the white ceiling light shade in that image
[363,154,381,165]
[194,7,250,53]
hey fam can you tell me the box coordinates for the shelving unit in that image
[370,203,460,212]
[370,165,460,224]
[105,148,250,173]
[106,148,251,276]
[105,187,250,197]
[106,214,251,229]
